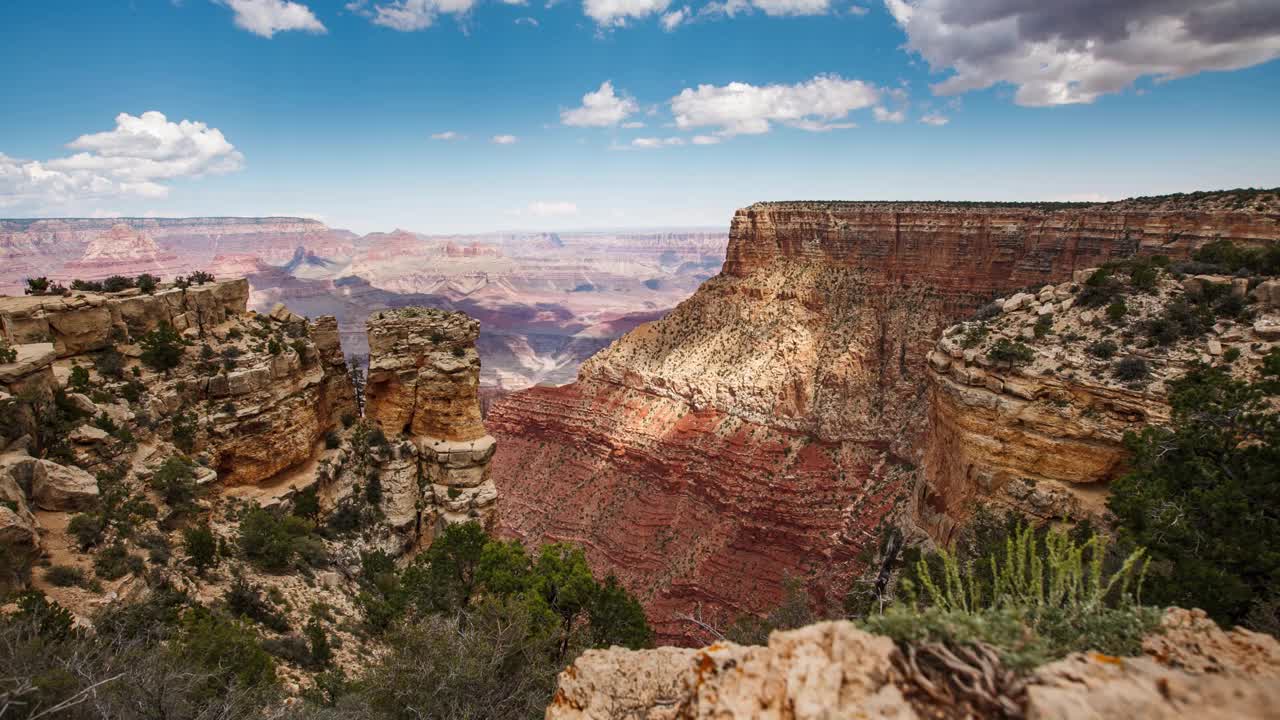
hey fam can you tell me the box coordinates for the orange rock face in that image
[489,200,1280,645]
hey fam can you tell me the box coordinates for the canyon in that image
[0,217,725,390]
[488,196,1280,644]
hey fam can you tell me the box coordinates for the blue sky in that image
[2,0,1279,233]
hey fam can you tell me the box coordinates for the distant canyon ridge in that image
[0,217,726,389]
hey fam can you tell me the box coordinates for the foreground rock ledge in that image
[547,610,1280,720]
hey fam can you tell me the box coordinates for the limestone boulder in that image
[548,621,914,720]
[30,460,100,511]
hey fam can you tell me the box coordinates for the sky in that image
[1,0,1279,234]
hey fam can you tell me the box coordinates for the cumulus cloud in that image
[584,0,670,26]
[431,131,464,140]
[491,134,519,144]
[0,111,244,211]
[885,0,1280,106]
[920,112,949,126]
[750,0,827,16]
[561,81,640,127]
[222,0,326,37]
[621,121,646,128]
[630,136,685,148]
[690,135,721,145]
[670,74,879,136]
[661,6,688,29]
[526,201,579,216]
[873,106,905,123]
[366,0,476,30]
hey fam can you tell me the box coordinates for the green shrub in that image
[1113,356,1150,382]
[176,607,276,693]
[152,455,199,507]
[863,526,1156,670]
[1087,339,1118,359]
[183,523,219,574]
[67,365,92,393]
[960,323,988,349]
[188,271,215,285]
[140,323,185,372]
[1109,361,1280,627]
[95,542,142,580]
[102,275,135,293]
[171,410,198,452]
[239,507,314,572]
[0,341,15,364]
[68,512,106,550]
[987,339,1034,366]
[1106,298,1128,321]
[136,273,159,294]
[1033,314,1053,338]
[45,564,89,588]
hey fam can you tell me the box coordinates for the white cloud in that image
[222,0,326,37]
[431,131,464,140]
[367,0,476,30]
[750,0,827,16]
[515,15,539,24]
[491,134,519,144]
[0,111,244,211]
[690,135,721,145]
[561,81,640,127]
[885,0,1280,107]
[583,0,670,26]
[873,106,905,123]
[526,201,579,216]
[670,74,879,136]
[631,137,685,148]
[661,6,688,29]
[920,112,949,126]
[621,121,646,128]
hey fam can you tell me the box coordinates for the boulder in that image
[69,425,109,444]
[0,343,55,384]
[30,460,100,511]
[1254,317,1280,340]
[1253,279,1280,309]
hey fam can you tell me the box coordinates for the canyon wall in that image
[489,199,1280,644]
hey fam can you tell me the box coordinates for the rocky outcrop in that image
[0,342,56,398]
[547,609,1280,720]
[489,196,1280,644]
[0,279,250,357]
[919,268,1279,542]
[365,307,497,537]
[550,621,910,720]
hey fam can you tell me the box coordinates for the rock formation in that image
[547,609,1280,720]
[919,266,1280,542]
[364,307,497,539]
[488,196,1280,644]
[0,278,249,358]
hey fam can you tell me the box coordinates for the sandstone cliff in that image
[920,266,1280,542]
[548,609,1280,720]
[489,196,1280,644]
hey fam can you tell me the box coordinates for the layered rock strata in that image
[365,308,497,538]
[547,609,1280,720]
[489,198,1280,644]
[0,279,249,358]
[919,268,1280,542]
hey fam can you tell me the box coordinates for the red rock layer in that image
[488,200,1280,646]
